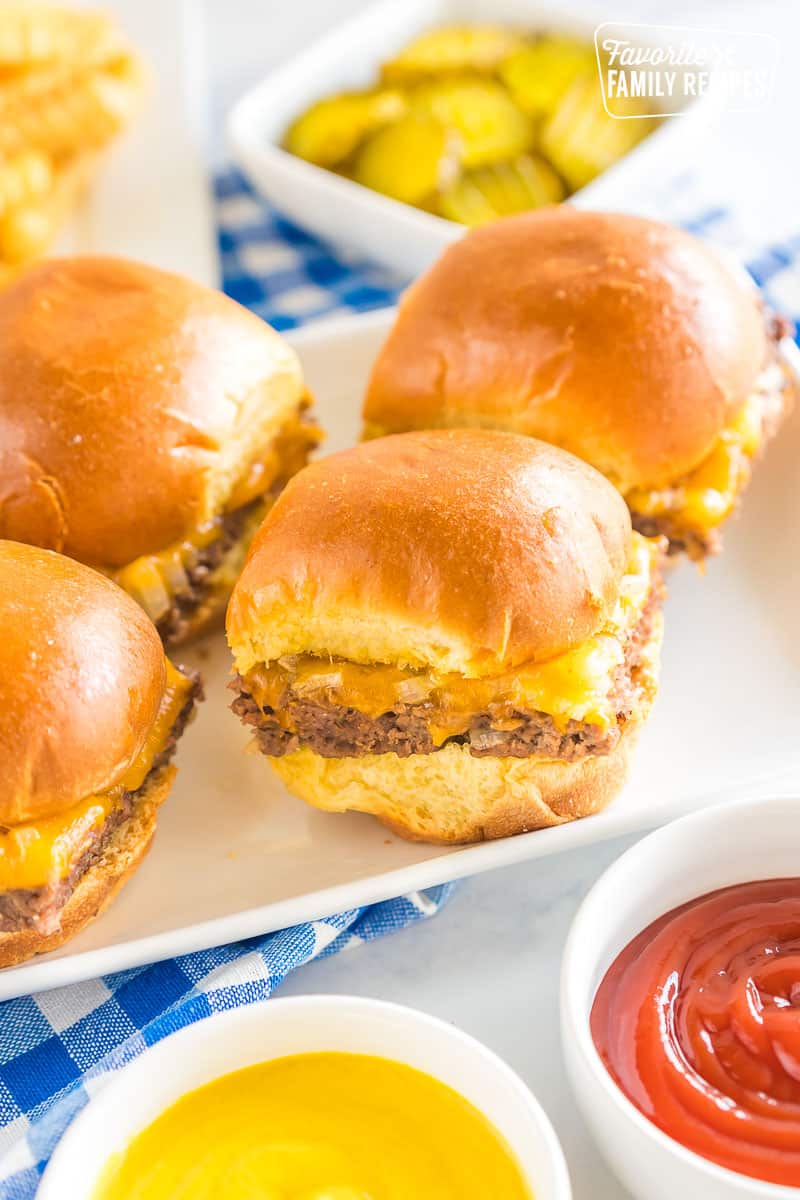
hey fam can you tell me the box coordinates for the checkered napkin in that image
[215,166,800,333]
[0,168,798,1200]
[216,169,407,329]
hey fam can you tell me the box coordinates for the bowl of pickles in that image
[229,0,720,275]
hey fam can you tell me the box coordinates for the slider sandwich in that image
[227,430,665,844]
[0,256,321,644]
[363,208,794,560]
[0,540,199,965]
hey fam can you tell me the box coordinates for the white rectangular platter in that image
[2,306,798,999]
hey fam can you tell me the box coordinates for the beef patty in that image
[156,500,262,644]
[157,412,321,643]
[0,671,201,935]
[232,583,662,765]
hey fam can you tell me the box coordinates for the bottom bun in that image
[0,767,174,969]
[269,723,639,845]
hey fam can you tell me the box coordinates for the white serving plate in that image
[1,306,797,1000]
[59,0,217,285]
[228,0,722,275]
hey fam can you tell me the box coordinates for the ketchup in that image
[591,879,800,1186]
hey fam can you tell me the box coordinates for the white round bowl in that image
[562,794,800,1200]
[40,993,571,1199]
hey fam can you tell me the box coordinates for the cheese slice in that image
[625,376,778,534]
[245,532,659,741]
[0,660,192,893]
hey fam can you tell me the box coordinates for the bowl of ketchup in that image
[561,794,800,1200]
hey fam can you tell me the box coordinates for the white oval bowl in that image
[40,993,571,1199]
[228,0,722,277]
[561,794,800,1200]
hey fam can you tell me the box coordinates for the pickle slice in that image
[499,35,596,117]
[438,154,565,225]
[411,79,532,168]
[381,25,525,83]
[353,115,461,205]
[540,76,650,190]
[284,89,406,168]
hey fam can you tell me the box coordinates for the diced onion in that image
[468,728,511,750]
[117,559,171,621]
[292,670,344,696]
[396,677,434,704]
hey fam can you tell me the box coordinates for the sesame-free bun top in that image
[0,540,167,826]
[0,256,305,566]
[364,209,767,491]
[227,429,632,678]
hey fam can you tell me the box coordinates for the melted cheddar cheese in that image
[109,411,322,624]
[111,500,270,626]
[244,533,660,741]
[625,377,778,533]
[0,660,192,892]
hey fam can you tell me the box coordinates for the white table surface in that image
[198,5,798,1196]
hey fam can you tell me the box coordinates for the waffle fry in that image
[0,147,52,216]
[540,75,650,190]
[381,25,525,83]
[438,154,565,225]
[0,148,97,262]
[285,89,406,167]
[411,79,532,169]
[0,4,143,267]
[0,51,142,157]
[0,56,99,114]
[0,3,115,67]
[353,116,461,204]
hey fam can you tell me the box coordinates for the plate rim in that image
[1,763,797,1000]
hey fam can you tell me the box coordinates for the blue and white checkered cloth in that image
[0,166,798,1199]
[215,166,800,334]
[216,169,407,330]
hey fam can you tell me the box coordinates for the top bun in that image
[0,540,167,826]
[0,256,305,567]
[227,429,632,678]
[364,209,767,491]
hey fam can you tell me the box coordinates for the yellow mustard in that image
[93,1052,533,1200]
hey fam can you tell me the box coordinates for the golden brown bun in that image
[0,766,171,968]
[270,721,638,844]
[0,255,305,566]
[364,209,767,491]
[0,540,167,825]
[226,429,632,677]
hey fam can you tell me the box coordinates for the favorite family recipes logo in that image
[594,23,779,116]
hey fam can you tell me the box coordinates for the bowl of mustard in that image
[39,994,570,1199]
